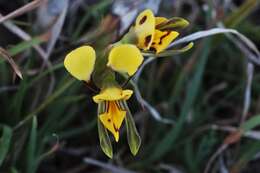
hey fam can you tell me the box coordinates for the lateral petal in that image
[64,46,96,81]
[150,30,179,53]
[107,44,144,76]
[134,9,155,50]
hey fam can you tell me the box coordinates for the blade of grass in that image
[0,125,12,166]
[58,119,96,139]
[9,59,31,122]
[185,139,198,173]
[38,93,84,136]
[224,0,259,28]
[14,79,75,130]
[241,115,260,132]
[8,37,44,56]
[26,117,37,173]
[72,0,112,40]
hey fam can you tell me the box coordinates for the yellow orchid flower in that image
[64,44,142,158]
[63,8,191,159]
[134,9,189,53]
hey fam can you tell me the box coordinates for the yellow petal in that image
[99,101,126,142]
[93,87,133,103]
[107,44,144,76]
[64,46,96,81]
[112,103,126,131]
[150,29,179,53]
[134,9,155,50]
[155,17,168,26]
[99,112,119,142]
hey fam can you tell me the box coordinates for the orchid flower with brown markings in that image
[64,44,142,158]
[63,9,191,158]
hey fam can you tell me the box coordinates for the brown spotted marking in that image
[159,31,171,45]
[113,124,119,132]
[107,118,111,123]
[144,35,152,47]
[150,47,157,52]
[115,101,123,110]
[139,15,147,25]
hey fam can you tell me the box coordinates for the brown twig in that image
[0,0,47,24]
[0,47,23,79]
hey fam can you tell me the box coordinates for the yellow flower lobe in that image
[107,44,143,76]
[64,46,96,81]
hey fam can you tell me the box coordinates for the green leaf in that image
[8,37,44,56]
[26,117,38,173]
[0,125,12,166]
[0,36,44,66]
[241,115,260,132]
[123,101,141,156]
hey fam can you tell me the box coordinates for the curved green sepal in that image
[97,104,113,158]
[156,17,189,31]
[98,119,113,158]
[122,101,141,156]
[142,42,194,57]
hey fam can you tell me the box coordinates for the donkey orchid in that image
[64,8,191,158]
[64,44,142,158]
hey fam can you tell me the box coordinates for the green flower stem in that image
[120,29,138,44]
[92,45,117,89]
